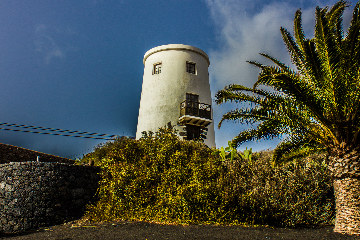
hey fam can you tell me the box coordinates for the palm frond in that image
[294,10,306,52]
[231,119,286,147]
[315,5,341,83]
[215,89,262,105]
[216,1,360,163]
[218,108,269,128]
[280,27,305,71]
[253,64,331,127]
[342,1,360,124]
[258,53,287,69]
[327,0,347,42]
[272,136,325,165]
[292,11,325,90]
[345,1,360,60]
[215,84,277,105]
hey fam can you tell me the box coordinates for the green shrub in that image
[217,151,334,227]
[84,126,223,223]
[83,126,334,227]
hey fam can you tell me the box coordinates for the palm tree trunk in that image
[333,178,360,235]
[329,150,360,235]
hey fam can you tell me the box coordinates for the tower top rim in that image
[143,44,210,66]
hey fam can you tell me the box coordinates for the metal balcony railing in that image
[179,100,212,120]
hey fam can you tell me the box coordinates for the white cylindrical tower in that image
[136,44,215,148]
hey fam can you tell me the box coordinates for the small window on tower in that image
[153,63,162,74]
[186,62,196,74]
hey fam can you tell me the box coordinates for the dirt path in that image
[2,221,360,240]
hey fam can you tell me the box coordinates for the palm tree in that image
[215,0,360,235]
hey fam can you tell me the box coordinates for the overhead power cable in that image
[0,122,118,140]
[0,122,117,139]
[0,127,115,140]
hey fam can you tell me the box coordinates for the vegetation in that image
[82,126,334,227]
[215,0,360,235]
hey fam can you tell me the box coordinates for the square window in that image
[153,63,162,74]
[186,93,199,102]
[186,62,196,74]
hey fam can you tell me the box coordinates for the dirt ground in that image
[2,220,360,240]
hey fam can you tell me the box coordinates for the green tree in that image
[215,1,360,235]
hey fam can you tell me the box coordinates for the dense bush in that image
[217,151,334,226]
[82,126,334,227]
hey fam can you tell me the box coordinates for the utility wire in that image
[0,122,117,138]
[0,127,115,140]
[0,127,116,140]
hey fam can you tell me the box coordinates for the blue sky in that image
[0,0,357,158]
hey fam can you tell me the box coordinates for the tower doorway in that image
[185,124,201,140]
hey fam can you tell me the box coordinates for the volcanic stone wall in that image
[0,162,100,233]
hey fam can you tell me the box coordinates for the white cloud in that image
[205,0,354,149]
[206,0,356,91]
[206,0,298,90]
[34,24,66,64]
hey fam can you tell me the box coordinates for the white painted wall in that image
[136,44,216,148]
